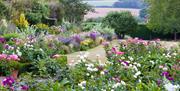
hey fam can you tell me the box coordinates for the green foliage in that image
[60,0,93,23]
[25,1,50,25]
[103,11,137,38]
[128,24,177,40]
[140,8,148,19]
[81,22,98,32]
[0,1,10,19]
[3,33,19,41]
[148,0,180,39]
[93,23,115,40]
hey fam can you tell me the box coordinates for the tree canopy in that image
[147,0,180,40]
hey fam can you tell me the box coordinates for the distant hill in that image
[84,0,146,9]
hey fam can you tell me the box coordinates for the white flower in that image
[91,75,94,78]
[133,65,138,71]
[100,71,105,75]
[121,57,125,60]
[128,56,134,61]
[85,63,94,67]
[78,81,86,89]
[159,65,164,69]
[150,61,155,65]
[137,63,141,67]
[86,73,90,76]
[101,89,106,91]
[121,81,126,85]
[163,67,168,71]
[112,83,121,88]
[164,83,180,91]
[172,53,177,56]
[134,71,141,78]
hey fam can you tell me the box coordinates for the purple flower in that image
[112,76,121,82]
[21,85,29,90]
[90,32,97,40]
[0,37,6,43]
[167,77,174,81]
[3,44,10,49]
[58,37,72,44]
[97,66,104,71]
[104,70,109,74]
[161,71,169,77]
[157,79,162,86]
[2,77,15,87]
[102,42,110,46]
[118,60,129,66]
[74,35,82,43]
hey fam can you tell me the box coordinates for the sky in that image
[83,0,119,6]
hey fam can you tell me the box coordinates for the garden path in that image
[67,40,179,65]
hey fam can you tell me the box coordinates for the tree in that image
[60,0,93,23]
[103,12,137,39]
[147,0,180,40]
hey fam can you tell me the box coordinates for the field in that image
[85,8,140,19]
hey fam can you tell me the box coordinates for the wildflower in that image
[163,67,168,71]
[128,56,134,61]
[0,54,8,60]
[118,60,129,66]
[164,82,180,91]
[159,65,164,69]
[134,71,141,78]
[161,71,169,77]
[111,47,124,55]
[121,80,126,85]
[2,77,15,87]
[167,77,174,81]
[21,85,29,90]
[7,54,20,61]
[52,54,61,58]
[150,61,155,65]
[157,79,162,86]
[104,70,109,74]
[0,37,6,43]
[78,81,86,89]
[102,41,110,47]
[112,77,120,82]
[112,82,121,88]
[90,32,97,40]
[74,35,82,43]
[100,71,105,75]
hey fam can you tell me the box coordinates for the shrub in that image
[0,1,10,19]
[103,11,137,39]
[25,1,50,25]
[81,22,98,32]
[93,23,115,40]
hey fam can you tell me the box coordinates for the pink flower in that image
[7,54,20,61]
[116,51,125,55]
[111,47,125,55]
[52,54,61,58]
[0,54,8,60]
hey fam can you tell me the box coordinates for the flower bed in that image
[1,38,179,91]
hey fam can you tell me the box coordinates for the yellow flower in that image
[81,39,93,46]
[35,23,49,30]
[14,13,29,29]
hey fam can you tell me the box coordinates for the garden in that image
[0,0,180,91]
